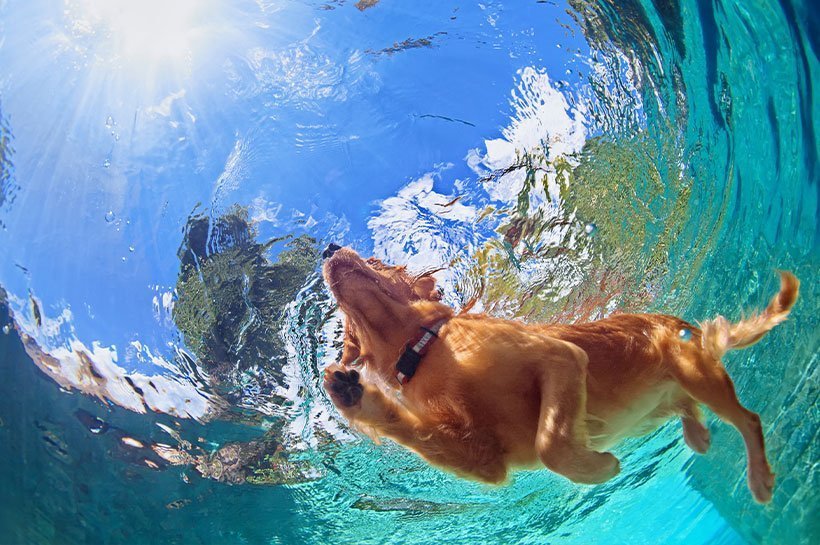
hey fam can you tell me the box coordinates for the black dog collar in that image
[395,319,447,385]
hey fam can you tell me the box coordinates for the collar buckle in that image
[394,319,447,386]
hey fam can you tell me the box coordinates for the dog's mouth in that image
[323,247,395,311]
[322,247,379,294]
[322,246,416,334]
[322,245,439,300]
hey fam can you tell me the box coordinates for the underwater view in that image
[0,0,817,543]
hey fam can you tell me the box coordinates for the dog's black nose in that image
[322,243,342,259]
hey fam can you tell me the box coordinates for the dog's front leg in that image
[534,339,620,484]
[324,366,507,483]
[324,366,423,437]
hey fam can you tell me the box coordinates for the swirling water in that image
[0,1,816,544]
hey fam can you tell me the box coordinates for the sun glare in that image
[66,0,211,67]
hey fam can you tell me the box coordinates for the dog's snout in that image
[322,243,342,259]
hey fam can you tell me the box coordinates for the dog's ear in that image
[366,257,387,270]
[414,275,441,301]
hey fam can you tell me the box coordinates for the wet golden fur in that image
[323,248,799,503]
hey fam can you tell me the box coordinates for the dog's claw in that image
[327,369,363,407]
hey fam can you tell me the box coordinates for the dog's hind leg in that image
[673,271,797,502]
[671,353,774,503]
[534,339,620,484]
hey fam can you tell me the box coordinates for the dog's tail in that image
[700,271,799,360]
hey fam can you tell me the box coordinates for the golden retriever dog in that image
[321,245,798,503]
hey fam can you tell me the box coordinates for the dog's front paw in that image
[324,368,364,408]
[574,451,620,484]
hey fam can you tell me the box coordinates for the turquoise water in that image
[0,0,817,543]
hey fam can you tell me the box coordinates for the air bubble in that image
[679,328,692,342]
[2,324,10,335]
[105,115,114,128]
[129,245,135,253]
[103,158,111,168]
[105,211,116,223]
[584,222,597,236]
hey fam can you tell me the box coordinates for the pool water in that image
[0,1,816,544]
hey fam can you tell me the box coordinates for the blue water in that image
[0,1,817,543]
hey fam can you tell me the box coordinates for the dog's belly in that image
[499,427,541,468]
[585,382,687,450]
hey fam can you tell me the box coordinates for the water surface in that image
[0,1,816,543]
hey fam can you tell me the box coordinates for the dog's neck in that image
[410,300,454,325]
[354,300,454,385]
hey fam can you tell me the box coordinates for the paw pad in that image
[329,369,363,407]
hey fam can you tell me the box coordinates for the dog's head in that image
[322,245,450,374]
